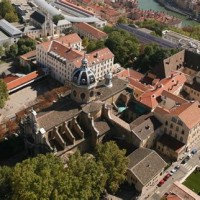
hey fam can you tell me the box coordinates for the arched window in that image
[80,93,86,100]
[180,136,183,142]
[73,90,77,97]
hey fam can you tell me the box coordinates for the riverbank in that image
[137,0,200,27]
[155,0,192,17]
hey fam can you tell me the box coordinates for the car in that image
[163,173,171,181]
[187,153,192,158]
[170,168,176,173]
[157,179,165,187]
[181,157,190,164]
[174,165,180,170]
[191,149,197,155]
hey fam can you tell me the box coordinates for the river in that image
[137,0,200,27]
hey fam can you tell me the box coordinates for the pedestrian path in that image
[183,163,193,171]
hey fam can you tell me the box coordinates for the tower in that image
[71,57,97,104]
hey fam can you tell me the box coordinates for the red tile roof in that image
[73,22,107,40]
[39,33,81,51]
[138,72,186,109]
[170,101,200,129]
[5,71,43,90]
[117,68,144,80]
[20,50,36,60]
[73,47,114,67]
[161,90,187,104]
[49,41,83,61]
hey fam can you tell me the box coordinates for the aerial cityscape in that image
[0,0,200,199]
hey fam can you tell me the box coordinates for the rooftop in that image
[73,22,107,39]
[30,11,45,24]
[0,19,22,36]
[128,148,167,186]
[158,134,185,152]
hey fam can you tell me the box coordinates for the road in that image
[147,148,200,200]
[116,24,178,49]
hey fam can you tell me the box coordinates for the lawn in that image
[183,171,200,194]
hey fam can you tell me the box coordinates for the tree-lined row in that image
[0,141,128,200]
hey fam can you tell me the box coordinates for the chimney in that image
[104,72,113,88]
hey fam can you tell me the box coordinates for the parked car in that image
[163,173,171,181]
[174,165,180,170]
[181,157,190,164]
[191,149,197,155]
[157,179,165,187]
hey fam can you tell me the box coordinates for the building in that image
[73,22,108,40]
[127,148,167,194]
[36,34,114,84]
[0,19,22,45]
[20,57,130,156]
[13,1,34,22]
[20,50,36,71]
[154,101,200,159]
[162,30,200,53]
[184,71,200,101]
[25,10,71,38]
[164,181,200,200]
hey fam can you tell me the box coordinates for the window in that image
[180,136,183,142]
[176,126,179,131]
[170,124,173,129]
[175,133,177,139]
[169,130,172,135]
[182,130,184,135]
[165,121,168,126]
[80,93,86,100]
[172,117,177,123]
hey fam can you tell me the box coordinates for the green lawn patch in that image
[183,171,200,194]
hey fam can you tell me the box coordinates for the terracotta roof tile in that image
[138,72,187,109]
[39,33,81,51]
[6,70,43,90]
[73,22,107,40]
[20,50,36,60]
[49,41,83,61]
[161,90,187,104]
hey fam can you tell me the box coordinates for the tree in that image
[6,44,18,58]
[117,16,128,24]
[135,43,179,73]
[17,38,36,55]
[0,166,12,200]
[0,0,18,22]
[82,37,89,48]
[66,151,107,200]
[0,79,8,108]
[105,30,139,67]
[5,12,18,22]
[11,154,66,200]
[87,40,105,53]
[95,141,128,194]
[0,46,4,58]
[52,14,65,25]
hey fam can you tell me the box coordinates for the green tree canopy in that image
[105,29,139,67]
[135,43,178,73]
[52,14,65,25]
[0,0,18,22]
[96,141,128,194]
[0,142,128,199]
[0,79,8,108]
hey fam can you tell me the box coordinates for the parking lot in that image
[0,78,61,122]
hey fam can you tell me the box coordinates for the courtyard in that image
[183,170,200,194]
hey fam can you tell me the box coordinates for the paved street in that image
[147,148,200,200]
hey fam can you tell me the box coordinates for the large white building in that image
[36,33,114,84]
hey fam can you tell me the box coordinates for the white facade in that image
[36,35,114,84]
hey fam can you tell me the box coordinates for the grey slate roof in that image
[128,148,167,186]
[0,19,22,36]
[30,11,45,24]
[37,97,80,131]
[130,113,162,141]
